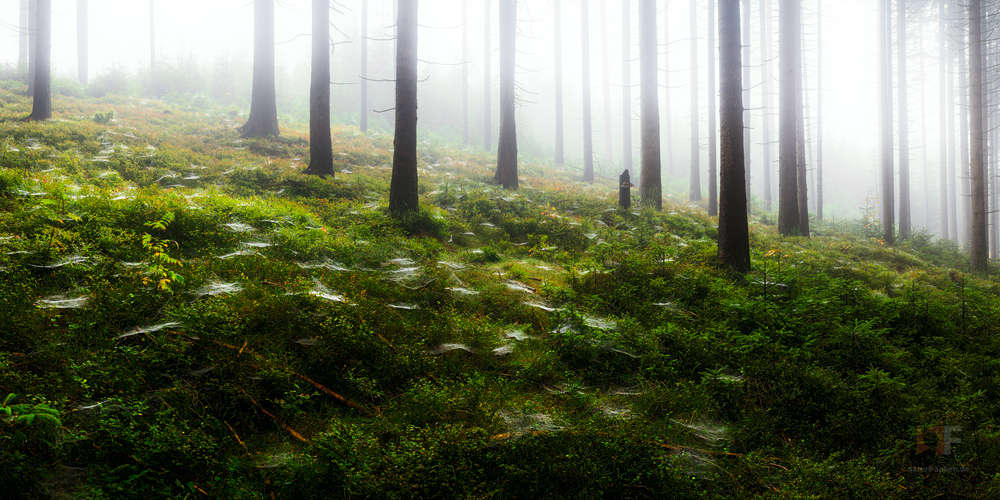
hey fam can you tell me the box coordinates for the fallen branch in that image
[237,385,308,443]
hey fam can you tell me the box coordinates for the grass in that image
[1,85,1000,499]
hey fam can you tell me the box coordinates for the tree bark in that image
[582,0,594,182]
[879,0,894,244]
[601,0,614,164]
[19,0,27,73]
[796,19,809,237]
[969,0,987,272]
[27,0,50,121]
[360,0,368,132]
[484,0,492,152]
[304,0,334,177]
[623,1,634,174]
[77,0,88,85]
[742,0,752,214]
[639,0,661,210]
[761,0,773,211]
[707,0,718,216]
[777,0,800,236]
[241,0,280,138]
[390,0,419,216]
[494,0,518,189]
[554,0,564,164]
[957,14,971,248]
[947,0,958,241]
[897,0,911,239]
[663,2,674,176]
[688,0,701,201]
[939,0,949,239]
[718,0,750,272]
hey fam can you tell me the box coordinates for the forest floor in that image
[2,86,1000,499]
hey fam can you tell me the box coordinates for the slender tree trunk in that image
[947,0,958,241]
[623,1,634,174]
[969,0,987,272]
[28,0,36,95]
[27,0,50,121]
[390,0,419,215]
[958,18,971,249]
[816,0,823,220]
[761,0,773,211]
[663,1,674,176]
[360,0,368,132]
[582,0,595,182]
[795,27,809,237]
[897,0,911,239]
[554,0,564,164]
[742,0,752,214]
[939,0,950,239]
[639,0,661,210]
[494,0,518,189]
[601,0,614,164]
[920,14,930,232]
[19,0,27,74]
[484,0,492,152]
[462,0,468,144]
[304,0,334,177]
[150,0,156,72]
[241,0,280,138]
[879,0,894,244]
[689,0,701,200]
[719,0,750,271]
[777,0,800,235]
[77,0,88,85]
[707,0,718,216]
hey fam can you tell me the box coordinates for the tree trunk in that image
[969,0,987,272]
[796,29,809,237]
[742,0,752,214]
[484,0,492,152]
[816,0,823,220]
[761,0,773,211]
[150,0,156,72]
[919,11,929,232]
[957,16,971,248]
[582,0,595,182]
[639,0,661,210]
[688,0,701,201]
[707,0,718,216]
[19,0,27,74]
[27,0,36,95]
[390,0,419,216]
[897,0,911,240]
[947,0,958,241]
[27,0,50,121]
[777,0,800,236]
[939,0,949,239]
[554,0,564,164]
[663,1,674,176]
[623,1,634,174]
[494,0,518,189]
[241,0,280,138]
[304,0,334,177]
[462,0,468,144]
[77,0,88,85]
[601,0,614,164]
[360,0,368,132]
[718,0,750,272]
[879,0,894,244]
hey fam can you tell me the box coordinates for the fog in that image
[0,0,971,227]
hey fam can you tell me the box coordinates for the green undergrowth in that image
[2,88,1000,499]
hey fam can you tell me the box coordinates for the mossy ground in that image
[2,88,1000,499]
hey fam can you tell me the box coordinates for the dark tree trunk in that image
[969,0,987,272]
[304,0,334,177]
[718,0,750,272]
[761,0,773,211]
[639,0,661,210]
[619,170,632,209]
[707,0,718,216]
[28,0,36,95]
[241,0,280,138]
[582,0,594,182]
[554,0,564,164]
[19,0,27,73]
[688,0,701,201]
[601,0,614,164]
[462,0,468,144]
[390,0,419,216]
[897,0,911,239]
[958,15,971,248]
[360,0,368,132]
[27,0,50,121]
[484,0,492,152]
[939,0,949,239]
[742,0,752,214]
[663,1,674,176]
[777,0,800,236]
[77,0,88,85]
[494,0,518,189]
[879,0,894,244]
[623,1,634,174]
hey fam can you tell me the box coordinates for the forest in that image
[1,0,1000,498]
